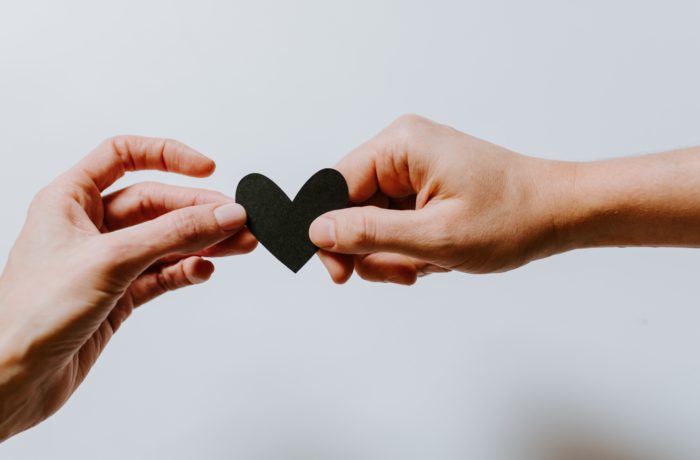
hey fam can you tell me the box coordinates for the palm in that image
[33,190,138,414]
[24,153,207,417]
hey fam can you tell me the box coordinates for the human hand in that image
[309,115,574,285]
[0,136,257,440]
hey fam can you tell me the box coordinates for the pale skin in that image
[310,114,700,284]
[0,136,257,441]
[3,116,700,441]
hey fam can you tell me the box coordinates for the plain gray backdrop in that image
[1,1,700,459]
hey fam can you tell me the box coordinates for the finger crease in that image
[159,139,170,172]
[155,271,171,293]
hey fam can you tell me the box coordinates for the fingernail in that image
[309,217,336,248]
[214,203,246,231]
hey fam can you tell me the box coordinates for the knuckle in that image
[104,134,126,144]
[29,186,52,210]
[101,135,127,153]
[29,178,75,211]
[132,181,161,202]
[393,113,429,128]
[171,212,204,245]
[155,270,177,292]
[391,113,431,137]
[190,189,218,206]
[345,210,377,249]
[177,261,193,287]
[156,263,191,292]
[160,137,179,155]
[131,182,160,220]
[162,137,178,148]
[384,114,436,154]
[101,135,132,169]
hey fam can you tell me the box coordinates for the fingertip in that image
[186,257,216,284]
[214,202,247,231]
[156,138,216,178]
[309,216,337,249]
[175,140,216,177]
[384,263,418,285]
[354,253,419,285]
[237,230,259,253]
[200,158,216,177]
[201,261,216,281]
[333,268,353,285]
[387,271,418,286]
[186,155,216,178]
[318,250,353,284]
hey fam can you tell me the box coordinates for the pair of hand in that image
[1,116,551,440]
[3,114,700,441]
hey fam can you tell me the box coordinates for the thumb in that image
[105,202,247,270]
[309,205,443,260]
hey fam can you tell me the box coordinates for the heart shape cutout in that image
[235,169,349,272]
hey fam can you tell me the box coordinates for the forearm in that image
[558,147,700,250]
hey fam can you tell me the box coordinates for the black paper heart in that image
[235,168,349,273]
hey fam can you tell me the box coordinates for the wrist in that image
[521,157,583,259]
[555,160,620,250]
[532,159,621,253]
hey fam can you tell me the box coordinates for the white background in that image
[1,1,700,459]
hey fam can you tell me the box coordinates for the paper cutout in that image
[235,168,349,272]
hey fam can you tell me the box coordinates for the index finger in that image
[72,136,216,191]
[335,115,429,204]
[334,136,382,204]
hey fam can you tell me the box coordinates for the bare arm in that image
[309,115,700,284]
[561,148,700,250]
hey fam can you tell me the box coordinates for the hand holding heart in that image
[1,119,567,439]
[309,114,574,285]
[5,116,700,441]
